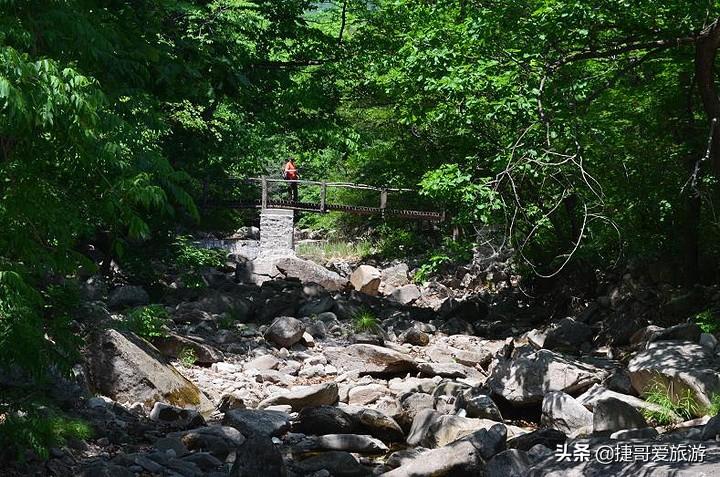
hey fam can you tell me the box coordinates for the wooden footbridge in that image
[203,177,444,221]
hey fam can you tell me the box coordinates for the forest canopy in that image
[3,0,720,390]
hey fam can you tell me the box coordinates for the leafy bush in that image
[707,393,720,417]
[172,236,226,289]
[641,378,699,425]
[125,304,169,339]
[352,309,380,333]
[0,407,92,461]
[413,239,474,283]
[178,347,197,367]
[694,310,719,334]
[375,226,426,259]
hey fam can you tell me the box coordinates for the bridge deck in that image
[203,176,444,221]
[206,199,444,221]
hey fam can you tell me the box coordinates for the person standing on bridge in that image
[283,157,299,202]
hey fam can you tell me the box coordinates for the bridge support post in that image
[259,208,295,256]
[261,175,268,210]
[320,182,327,212]
[380,188,387,219]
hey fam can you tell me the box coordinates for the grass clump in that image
[178,347,198,367]
[125,304,169,339]
[642,378,699,425]
[352,309,380,333]
[707,393,720,416]
[297,240,374,263]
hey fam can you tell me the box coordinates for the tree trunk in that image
[695,18,720,174]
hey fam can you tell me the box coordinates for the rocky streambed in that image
[14,256,720,476]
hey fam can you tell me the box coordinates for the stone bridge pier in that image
[259,208,295,257]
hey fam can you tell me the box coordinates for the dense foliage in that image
[5,0,720,458]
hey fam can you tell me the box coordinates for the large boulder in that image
[487,347,608,405]
[380,263,410,295]
[390,284,422,305]
[577,384,672,417]
[384,425,507,477]
[422,415,510,448]
[231,434,286,477]
[543,318,593,350]
[350,265,382,295]
[592,397,647,433]
[325,344,417,375]
[223,409,291,437]
[627,340,720,408]
[275,257,348,291]
[167,426,245,460]
[84,329,213,413]
[541,391,593,438]
[295,406,356,435]
[485,449,531,477]
[259,382,338,411]
[264,316,305,348]
[295,451,368,477]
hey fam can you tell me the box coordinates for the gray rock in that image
[298,434,388,453]
[246,353,280,370]
[418,362,478,379]
[275,257,348,291]
[154,437,189,457]
[218,393,245,412]
[299,295,336,316]
[231,434,286,477]
[167,426,245,460]
[487,348,607,405]
[543,317,593,350]
[325,344,416,375]
[149,402,205,429]
[399,327,430,346]
[422,415,509,449]
[358,409,404,442]
[264,316,305,348]
[166,457,204,476]
[296,451,368,477]
[350,265,382,295]
[650,322,702,343]
[593,397,648,433]
[541,391,593,438]
[700,332,718,351]
[84,329,213,413]
[348,383,390,406]
[295,406,356,435]
[181,452,224,472]
[383,425,506,477]
[701,414,720,440]
[390,284,422,305]
[397,392,435,430]
[486,449,531,477]
[507,428,566,451]
[576,384,671,416]
[627,340,720,408]
[259,382,338,411]
[407,409,442,446]
[459,390,503,421]
[381,263,410,294]
[223,409,291,437]
[108,285,149,309]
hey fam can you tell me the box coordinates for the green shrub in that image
[352,309,379,333]
[178,347,197,367]
[172,235,226,288]
[707,393,720,416]
[125,304,169,339]
[0,408,92,461]
[694,309,719,334]
[641,378,699,425]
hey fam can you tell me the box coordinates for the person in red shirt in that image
[283,157,299,202]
